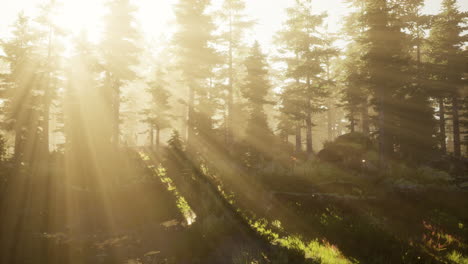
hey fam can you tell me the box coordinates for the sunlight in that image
[0,0,467,263]
[55,0,104,42]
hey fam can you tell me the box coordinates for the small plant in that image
[422,220,459,252]
[448,251,468,264]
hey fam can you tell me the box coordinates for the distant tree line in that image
[0,0,466,177]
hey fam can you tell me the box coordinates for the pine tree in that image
[278,82,306,153]
[428,0,468,158]
[395,0,437,162]
[361,0,410,168]
[142,69,173,150]
[34,0,65,160]
[64,31,104,188]
[173,0,219,147]
[242,42,272,160]
[217,0,254,145]
[0,13,41,167]
[101,0,140,147]
[275,0,330,157]
[341,3,370,134]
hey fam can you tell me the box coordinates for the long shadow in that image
[142,147,317,263]
[270,187,460,264]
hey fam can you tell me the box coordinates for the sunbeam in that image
[0,0,467,263]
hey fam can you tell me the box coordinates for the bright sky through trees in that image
[1,0,466,52]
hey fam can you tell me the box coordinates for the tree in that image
[395,0,437,162]
[361,0,410,169]
[167,129,185,163]
[0,13,41,168]
[142,69,173,150]
[34,0,65,160]
[63,31,104,188]
[341,3,370,134]
[242,42,273,161]
[173,0,219,147]
[428,0,468,158]
[275,0,330,157]
[278,82,306,153]
[101,0,140,147]
[217,0,254,145]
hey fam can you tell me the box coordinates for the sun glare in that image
[55,0,104,43]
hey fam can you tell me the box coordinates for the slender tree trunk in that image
[439,97,447,154]
[149,126,154,149]
[378,109,386,170]
[305,75,313,156]
[156,127,161,151]
[327,105,333,141]
[41,14,54,160]
[42,94,51,154]
[113,81,120,147]
[325,56,334,141]
[452,96,461,157]
[349,109,356,133]
[187,85,195,145]
[13,126,25,170]
[295,122,302,153]
[305,113,313,156]
[377,88,387,171]
[227,11,234,146]
[361,102,370,136]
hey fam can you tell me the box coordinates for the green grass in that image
[139,152,196,225]
[448,251,468,264]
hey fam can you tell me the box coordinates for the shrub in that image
[318,132,374,170]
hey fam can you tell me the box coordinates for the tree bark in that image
[295,122,302,153]
[349,109,355,133]
[305,75,313,156]
[361,102,370,136]
[438,97,447,154]
[377,86,387,171]
[378,108,386,170]
[452,96,461,157]
[187,85,195,146]
[156,126,161,151]
[112,81,120,147]
[149,126,154,149]
[327,103,333,141]
[305,112,313,156]
[227,10,234,146]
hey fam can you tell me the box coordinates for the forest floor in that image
[1,150,467,264]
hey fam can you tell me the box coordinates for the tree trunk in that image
[149,126,154,149]
[327,103,333,141]
[13,126,24,168]
[361,102,370,136]
[377,88,387,171]
[156,126,161,152]
[42,93,51,155]
[349,109,356,133]
[187,85,195,145]
[378,109,386,170]
[305,75,313,156]
[452,96,461,157]
[41,15,54,161]
[227,12,234,146]
[112,82,120,147]
[305,112,313,156]
[295,123,302,153]
[438,97,447,154]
